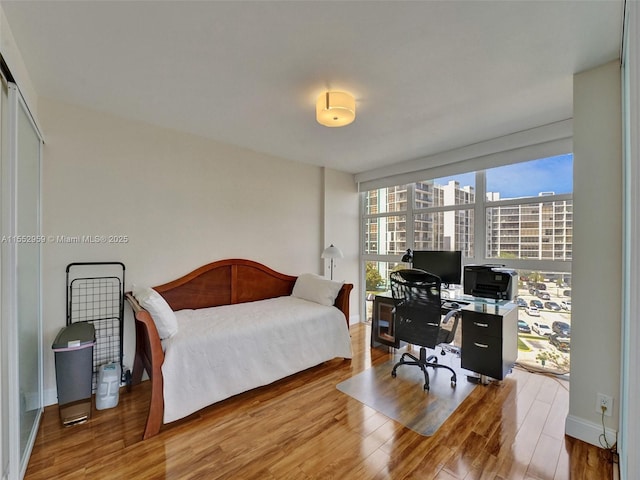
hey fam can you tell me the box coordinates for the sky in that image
[437,153,573,199]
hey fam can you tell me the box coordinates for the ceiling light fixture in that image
[316,91,356,127]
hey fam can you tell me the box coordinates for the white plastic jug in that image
[96,362,120,410]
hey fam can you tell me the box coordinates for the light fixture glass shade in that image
[321,244,344,259]
[316,91,356,127]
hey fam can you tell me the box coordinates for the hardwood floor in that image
[26,323,614,480]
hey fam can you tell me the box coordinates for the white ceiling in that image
[2,0,623,175]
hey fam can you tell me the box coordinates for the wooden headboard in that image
[152,258,352,321]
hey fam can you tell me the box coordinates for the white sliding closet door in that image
[1,81,43,480]
[0,72,9,480]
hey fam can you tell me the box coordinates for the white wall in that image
[38,97,360,405]
[567,61,622,446]
[322,167,360,323]
[0,7,38,125]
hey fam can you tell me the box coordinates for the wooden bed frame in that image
[125,258,353,439]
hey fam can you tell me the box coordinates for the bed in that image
[125,258,353,439]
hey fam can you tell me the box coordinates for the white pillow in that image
[132,285,178,339]
[291,273,344,306]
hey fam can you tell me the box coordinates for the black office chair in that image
[390,269,461,391]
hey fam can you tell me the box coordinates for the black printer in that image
[463,265,518,300]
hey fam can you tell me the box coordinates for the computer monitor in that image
[411,250,462,286]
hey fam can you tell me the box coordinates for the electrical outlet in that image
[596,393,613,417]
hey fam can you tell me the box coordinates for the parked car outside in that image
[532,321,553,336]
[536,290,551,300]
[516,297,527,308]
[563,289,572,297]
[552,321,571,337]
[518,320,531,333]
[561,300,572,311]
[545,301,561,311]
[550,333,570,352]
[526,306,540,317]
[530,299,544,309]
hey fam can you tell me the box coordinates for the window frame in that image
[360,159,573,315]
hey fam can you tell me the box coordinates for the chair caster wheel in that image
[451,381,457,388]
[391,371,397,378]
[424,384,430,391]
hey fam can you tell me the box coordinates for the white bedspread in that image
[161,295,352,423]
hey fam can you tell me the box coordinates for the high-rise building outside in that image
[365,182,572,262]
[486,192,573,261]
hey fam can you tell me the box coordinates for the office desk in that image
[371,292,518,381]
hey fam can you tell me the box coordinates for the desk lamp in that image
[401,249,413,264]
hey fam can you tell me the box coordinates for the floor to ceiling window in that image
[362,153,573,374]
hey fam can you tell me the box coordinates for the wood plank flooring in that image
[25,323,615,480]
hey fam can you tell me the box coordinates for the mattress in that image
[161,295,352,423]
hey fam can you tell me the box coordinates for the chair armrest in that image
[442,308,461,324]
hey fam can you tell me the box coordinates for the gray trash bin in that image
[52,322,95,426]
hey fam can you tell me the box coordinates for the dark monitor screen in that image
[411,250,462,286]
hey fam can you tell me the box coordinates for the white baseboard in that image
[43,388,57,407]
[565,414,617,449]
